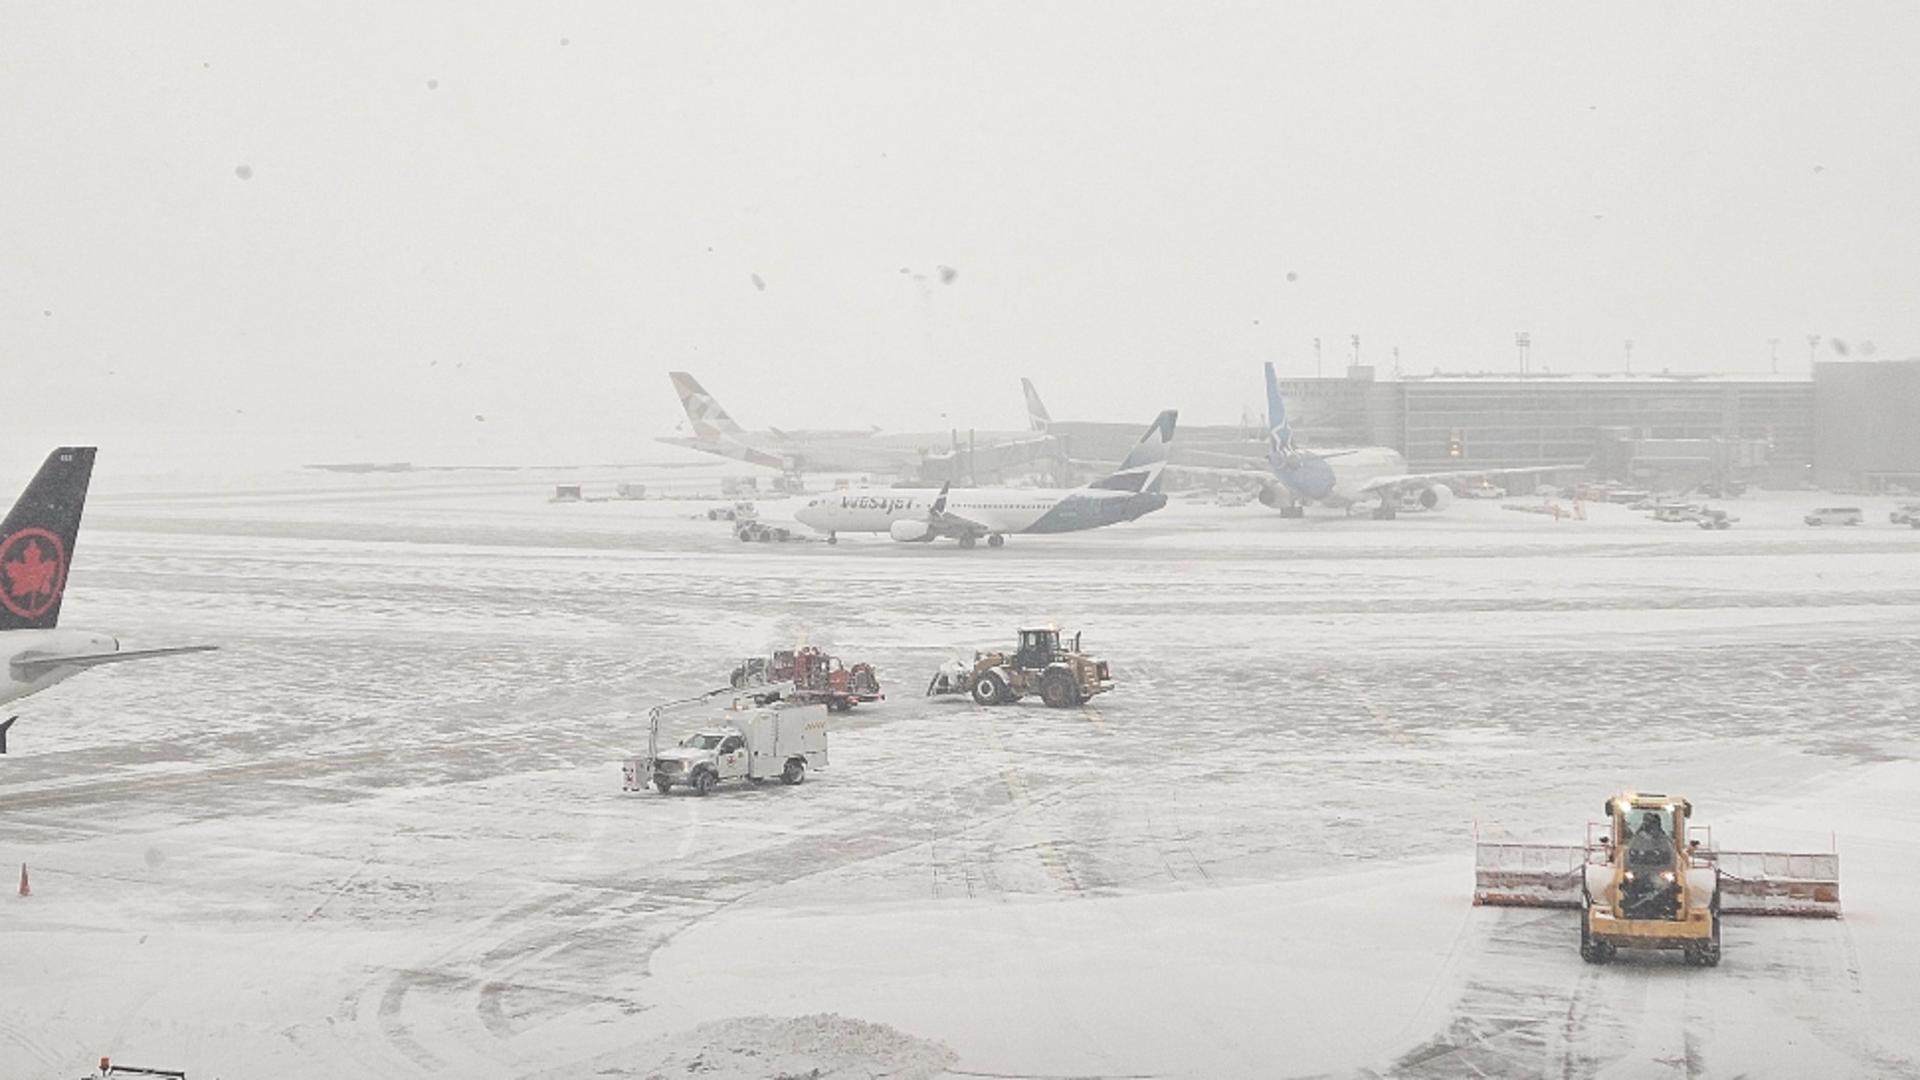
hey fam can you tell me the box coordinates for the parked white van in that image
[1803,507,1864,526]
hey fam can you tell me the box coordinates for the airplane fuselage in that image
[1269,444,1409,507]
[795,487,1166,537]
[1,628,119,705]
[662,428,1041,477]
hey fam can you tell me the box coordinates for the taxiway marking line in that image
[0,750,391,810]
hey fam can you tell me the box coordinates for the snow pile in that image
[632,1013,957,1079]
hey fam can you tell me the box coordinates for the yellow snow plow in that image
[1472,792,1840,965]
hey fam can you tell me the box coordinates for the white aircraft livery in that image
[0,447,216,752]
[659,371,1056,479]
[1256,362,1570,519]
[794,410,1177,547]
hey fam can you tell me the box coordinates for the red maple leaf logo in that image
[6,540,58,599]
[0,529,66,619]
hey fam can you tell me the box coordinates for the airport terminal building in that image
[1273,359,1917,491]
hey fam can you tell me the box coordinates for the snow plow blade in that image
[1472,842,1842,917]
[1472,842,1585,909]
[1713,850,1842,917]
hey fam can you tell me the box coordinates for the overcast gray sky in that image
[4,3,1917,468]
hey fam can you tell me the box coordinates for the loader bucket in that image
[1472,842,1586,909]
[1713,850,1842,917]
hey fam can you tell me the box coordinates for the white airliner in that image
[658,371,1058,479]
[1243,363,1574,519]
[0,447,216,752]
[793,410,1177,547]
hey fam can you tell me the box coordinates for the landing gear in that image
[958,534,977,549]
[826,533,838,545]
[987,533,1006,548]
[1371,503,1398,521]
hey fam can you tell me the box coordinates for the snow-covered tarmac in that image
[5,469,1919,1078]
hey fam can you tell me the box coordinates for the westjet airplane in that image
[0,447,216,752]
[793,410,1177,547]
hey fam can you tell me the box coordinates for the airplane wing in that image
[1357,463,1581,497]
[11,644,218,679]
[654,434,789,471]
[928,511,996,539]
[913,484,1014,540]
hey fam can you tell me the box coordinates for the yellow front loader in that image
[1473,790,1841,966]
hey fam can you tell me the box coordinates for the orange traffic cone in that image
[17,863,28,897]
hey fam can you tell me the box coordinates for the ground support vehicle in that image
[1471,791,1841,966]
[1804,506,1864,526]
[730,646,882,712]
[1889,503,1920,527]
[926,626,1112,707]
[734,519,803,542]
[624,701,827,795]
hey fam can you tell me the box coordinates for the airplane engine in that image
[1416,483,1454,511]
[889,520,934,543]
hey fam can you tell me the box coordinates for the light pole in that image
[1515,332,1531,377]
[1806,335,1820,367]
[1768,338,1780,375]
[1313,337,1322,378]
[1350,334,1361,369]
[1624,339,1634,374]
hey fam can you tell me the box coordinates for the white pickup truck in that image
[624,706,828,795]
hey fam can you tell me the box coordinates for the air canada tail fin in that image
[1086,410,1177,493]
[1021,378,1052,433]
[0,447,95,632]
[668,371,745,439]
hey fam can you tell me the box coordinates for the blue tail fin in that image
[1263,362,1290,443]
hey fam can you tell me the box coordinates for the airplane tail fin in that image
[1086,410,1177,493]
[1263,362,1296,456]
[0,447,95,632]
[668,371,745,439]
[1021,378,1052,433]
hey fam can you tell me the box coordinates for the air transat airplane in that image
[1253,362,1567,519]
[793,410,1177,547]
[658,371,1057,479]
[0,447,216,752]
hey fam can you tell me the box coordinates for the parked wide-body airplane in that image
[794,410,1177,547]
[658,371,1058,480]
[1252,362,1567,519]
[0,447,216,751]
